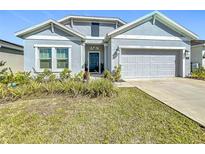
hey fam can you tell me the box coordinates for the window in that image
[91,23,99,37]
[56,48,69,69]
[39,47,52,69]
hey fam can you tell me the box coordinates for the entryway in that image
[88,51,100,73]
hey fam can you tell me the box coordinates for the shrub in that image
[60,68,71,81]
[113,65,121,82]
[103,69,114,81]
[73,71,84,81]
[13,72,32,85]
[88,79,118,97]
[191,67,205,80]
[0,79,118,103]
[35,69,56,82]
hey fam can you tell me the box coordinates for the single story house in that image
[0,39,24,72]
[191,40,205,68]
[15,11,199,79]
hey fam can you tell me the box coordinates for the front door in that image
[89,52,100,73]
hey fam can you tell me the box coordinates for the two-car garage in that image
[120,48,183,79]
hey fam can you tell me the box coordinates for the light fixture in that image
[202,51,205,59]
[185,50,190,59]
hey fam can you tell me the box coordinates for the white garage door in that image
[121,49,180,79]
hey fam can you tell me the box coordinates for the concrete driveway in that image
[123,78,205,127]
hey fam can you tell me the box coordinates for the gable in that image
[121,19,184,38]
[16,19,85,40]
[24,25,74,38]
[108,11,198,40]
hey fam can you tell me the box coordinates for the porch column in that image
[81,42,85,70]
[104,43,108,70]
[182,49,186,77]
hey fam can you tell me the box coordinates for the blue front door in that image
[89,52,99,73]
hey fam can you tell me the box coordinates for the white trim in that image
[88,51,101,74]
[80,43,85,70]
[34,47,39,72]
[52,47,56,72]
[15,19,85,39]
[51,23,54,33]
[107,11,198,40]
[118,45,186,50]
[85,36,105,40]
[70,18,73,28]
[26,35,80,41]
[114,35,188,41]
[34,45,72,72]
[58,16,126,25]
[104,43,108,69]
[69,48,72,71]
[182,49,186,77]
[34,44,72,48]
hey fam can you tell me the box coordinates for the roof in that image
[0,39,23,52]
[191,40,205,46]
[107,11,199,40]
[15,19,85,39]
[58,15,126,25]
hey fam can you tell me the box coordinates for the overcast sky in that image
[0,10,204,45]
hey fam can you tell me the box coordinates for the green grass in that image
[0,88,204,143]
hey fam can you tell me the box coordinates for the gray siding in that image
[68,21,116,37]
[123,20,183,37]
[72,22,91,36]
[25,25,73,38]
[99,23,116,36]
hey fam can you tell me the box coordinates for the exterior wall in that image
[68,21,116,37]
[0,48,24,72]
[23,25,83,74]
[109,19,191,76]
[191,46,203,67]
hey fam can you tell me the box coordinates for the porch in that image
[84,44,108,74]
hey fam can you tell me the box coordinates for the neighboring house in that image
[191,40,205,68]
[0,39,24,72]
[16,11,198,79]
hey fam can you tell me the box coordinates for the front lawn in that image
[0,88,204,144]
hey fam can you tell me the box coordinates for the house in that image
[191,40,205,68]
[15,11,199,79]
[0,39,24,72]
